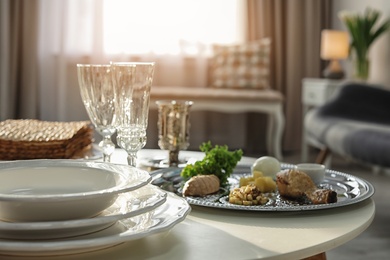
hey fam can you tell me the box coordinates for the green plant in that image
[339,8,390,79]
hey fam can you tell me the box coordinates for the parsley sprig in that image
[180,141,243,186]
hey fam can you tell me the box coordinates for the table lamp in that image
[320,30,349,79]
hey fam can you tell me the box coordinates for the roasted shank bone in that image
[276,169,337,204]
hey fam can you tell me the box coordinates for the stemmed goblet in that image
[77,64,116,162]
[156,100,193,167]
[111,62,155,167]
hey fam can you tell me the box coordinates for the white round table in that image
[5,149,374,260]
[66,198,374,260]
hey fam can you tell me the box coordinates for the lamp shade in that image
[321,30,349,60]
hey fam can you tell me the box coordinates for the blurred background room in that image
[1,0,390,156]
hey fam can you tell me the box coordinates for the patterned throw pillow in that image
[210,38,271,89]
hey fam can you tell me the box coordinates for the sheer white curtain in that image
[36,0,246,149]
[37,0,244,117]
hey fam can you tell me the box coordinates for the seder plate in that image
[0,192,190,256]
[150,164,375,211]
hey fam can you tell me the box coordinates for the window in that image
[102,0,243,55]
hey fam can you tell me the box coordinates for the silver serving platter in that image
[151,164,375,211]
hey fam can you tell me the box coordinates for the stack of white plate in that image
[0,160,190,257]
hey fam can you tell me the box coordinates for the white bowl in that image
[295,163,326,185]
[0,160,151,222]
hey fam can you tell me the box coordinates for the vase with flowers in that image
[339,8,390,81]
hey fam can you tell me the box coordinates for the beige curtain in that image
[246,0,332,152]
[0,0,40,120]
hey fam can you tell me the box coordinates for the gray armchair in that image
[304,82,390,168]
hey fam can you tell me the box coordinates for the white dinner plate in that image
[0,160,152,222]
[0,192,190,257]
[0,185,167,240]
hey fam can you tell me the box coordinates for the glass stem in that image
[127,152,138,167]
[169,149,180,167]
[99,135,115,162]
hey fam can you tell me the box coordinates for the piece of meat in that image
[276,169,337,204]
[182,174,220,196]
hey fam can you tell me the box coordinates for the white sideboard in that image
[301,78,344,162]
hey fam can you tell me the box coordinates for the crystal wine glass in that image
[111,62,155,167]
[77,64,116,162]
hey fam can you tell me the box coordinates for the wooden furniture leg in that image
[315,147,330,164]
[302,252,327,260]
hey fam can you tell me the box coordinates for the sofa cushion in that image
[345,129,390,167]
[210,38,271,90]
[317,82,390,124]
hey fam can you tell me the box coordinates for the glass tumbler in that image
[77,64,116,162]
[111,62,155,167]
[156,100,193,167]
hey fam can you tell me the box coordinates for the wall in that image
[332,0,390,87]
